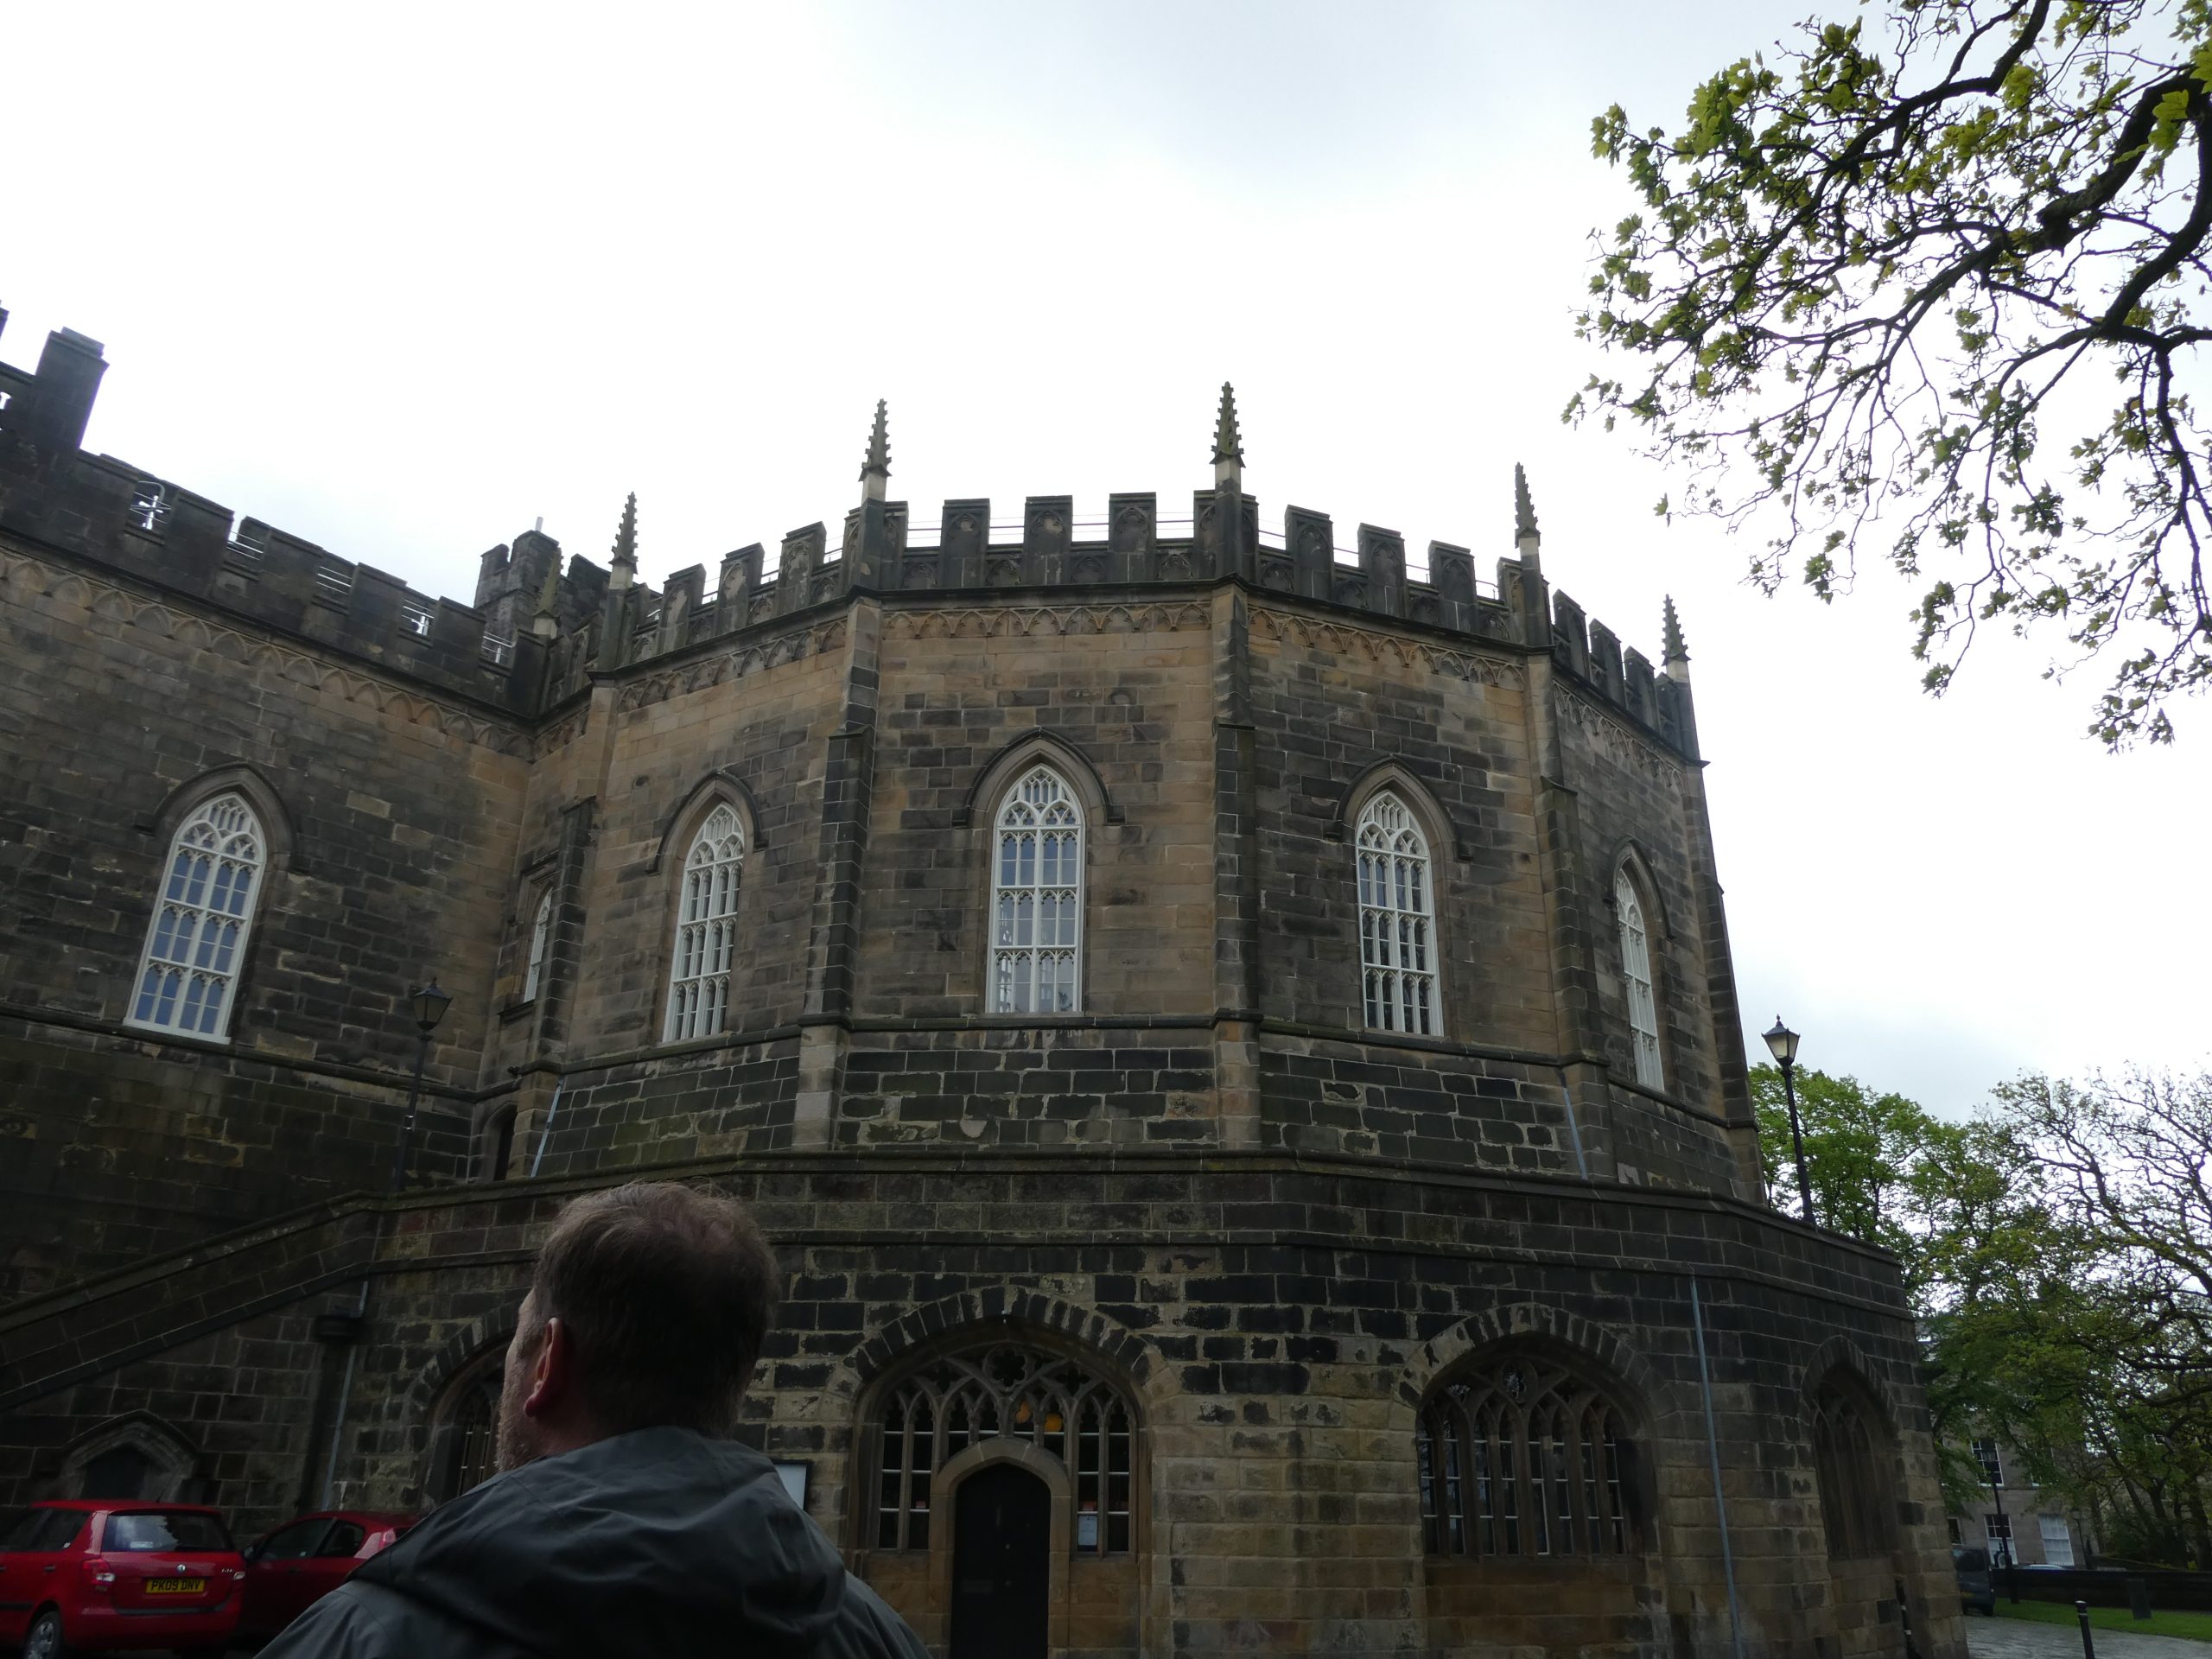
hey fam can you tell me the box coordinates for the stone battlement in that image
[0,321,1696,758]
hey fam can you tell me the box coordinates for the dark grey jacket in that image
[259,1429,925,1659]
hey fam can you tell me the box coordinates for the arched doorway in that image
[950,1463,1050,1659]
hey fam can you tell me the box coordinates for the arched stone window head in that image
[128,791,266,1040]
[991,768,1084,1014]
[1810,1377,1897,1560]
[59,1414,199,1504]
[874,1343,1133,1557]
[1417,1351,1642,1560]
[664,804,744,1041]
[1614,867,1663,1089]
[1357,791,1437,1035]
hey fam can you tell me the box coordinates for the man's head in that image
[496,1181,779,1470]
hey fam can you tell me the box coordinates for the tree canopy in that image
[1575,0,2212,745]
[1764,1059,2212,1561]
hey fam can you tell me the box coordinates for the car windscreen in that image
[1954,1546,1989,1572]
[104,1510,233,1553]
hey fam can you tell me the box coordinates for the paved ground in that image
[1967,1615,2208,1656]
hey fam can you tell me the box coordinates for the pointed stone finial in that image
[1662,594,1690,680]
[1512,463,1542,569]
[859,400,890,502]
[531,556,562,639]
[1514,464,1539,540]
[1212,382,1243,486]
[608,493,638,588]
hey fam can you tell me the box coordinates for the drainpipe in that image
[528,1080,566,1178]
[1553,1066,1592,1181]
[1690,1275,1747,1659]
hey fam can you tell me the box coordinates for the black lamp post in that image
[390,980,454,1194]
[1762,1016,1815,1224]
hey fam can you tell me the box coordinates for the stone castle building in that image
[0,314,1964,1656]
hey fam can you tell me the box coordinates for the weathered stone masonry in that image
[0,325,1963,1656]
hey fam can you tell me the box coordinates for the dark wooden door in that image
[950,1463,1051,1659]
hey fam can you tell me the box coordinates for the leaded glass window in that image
[1811,1382,1895,1560]
[436,1365,502,1503]
[1357,791,1435,1034]
[874,1343,1132,1555]
[664,804,743,1041]
[991,767,1082,1014]
[522,889,552,1003]
[1615,869,1663,1088]
[128,792,265,1040]
[1417,1355,1637,1560]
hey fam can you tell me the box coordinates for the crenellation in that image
[1623,647,1656,726]
[1109,492,1157,582]
[1550,590,1591,678]
[939,497,988,588]
[1284,505,1332,600]
[719,543,763,618]
[1024,494,1074,585]
[1586,618,1625,702]
[1357,524,1406,619]
[660,563,705,652]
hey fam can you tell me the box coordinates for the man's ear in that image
[523,1316,573,1420]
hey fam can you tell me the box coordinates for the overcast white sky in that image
[5,2,2203,1113]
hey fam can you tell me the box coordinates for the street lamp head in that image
[410,980,454,1036]
[1762,1016,1801,1068]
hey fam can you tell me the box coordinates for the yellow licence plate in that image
[144,1578,204,1594]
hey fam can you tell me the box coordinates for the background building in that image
[1953,1437,2088,1569]
[0,316,1966,1656]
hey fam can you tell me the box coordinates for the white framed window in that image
[128,792,265,1040]
[1973,1438,2004,1488]
[522,890,553,1003]
[991,766,1083,1014]
[1357,791,1435,1034]
[664,804,744,1041]
[2038,1515,2074,1567]
[1615,869,1663,1088]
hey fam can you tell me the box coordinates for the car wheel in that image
[22,1607,69,1659]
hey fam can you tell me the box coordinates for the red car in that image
[0,1499,243,1656]
[238,1511,414,1639]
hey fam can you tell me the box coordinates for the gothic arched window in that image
[664,804,744,1042]
[874,1343,1133,1556]
[129,792,266,1040]
[1357,791,1436,1034]
[1810,1379,1895,1560]
[1417,1352,1639,1560]
[434,1363,503,1503]
[1614,868,1663,1088]
[522,889,552,1003]
[991,767,1083,1014]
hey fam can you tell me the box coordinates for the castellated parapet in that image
[0,318,1961,1659]
[0,321,1694,762]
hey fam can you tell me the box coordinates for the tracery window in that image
[664,804,743,1042]
[522,889,552,1003]
[1357,791,1436,1034]
[874,1344,1132,1556]
[1810,1381,1894,1560]
[1615,868,1663,1088]
[991,767,1083,1014]
[128,792,265,1040]
[434,1363,502,1503]
[1416,1353,1637,1560]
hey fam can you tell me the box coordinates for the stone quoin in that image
[0,319,1963,1657]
